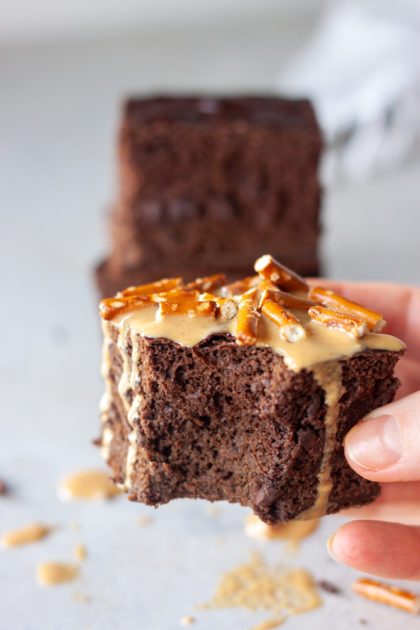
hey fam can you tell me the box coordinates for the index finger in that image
[308,280,420,359]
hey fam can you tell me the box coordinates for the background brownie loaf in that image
[98,256,405,523]
[96,96,322,297]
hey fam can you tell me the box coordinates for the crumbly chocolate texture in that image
[100,329,400,523]
[96,96,322,297]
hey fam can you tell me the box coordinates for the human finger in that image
[328,520,420,580]
[340,481,420,525]
[344,391,420,483]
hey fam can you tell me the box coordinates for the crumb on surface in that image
[72,592,91,603]
[249,618,285,630]
[316,579,342,595]
[180,615,195,625]
[205,504,221,517]
[74,544,87,561]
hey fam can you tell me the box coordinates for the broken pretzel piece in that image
[121,277,183,297]
[353,578,420,615]
[223,275,260,297]
[261,300,306,343]
[157,299,217,319]
[183,273,227,293]
[309,286,385,332]
[259,286,317,311]
[100,295,152,320]
[309,306,368,339]
[254,254,308,292]
[216,299,238,321]
[152,289,200,303]
[236,289,260,346]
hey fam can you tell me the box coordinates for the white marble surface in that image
[1,19,420,630]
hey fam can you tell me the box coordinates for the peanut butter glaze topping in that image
[99,254,405,371]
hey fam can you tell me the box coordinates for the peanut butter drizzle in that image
[297,362,344,520]
[245,514,319,551]
[99,321,114,462]
[37,562,78,586]
[200,552,321,623]
[2,523,53,548]
[114,305,404,371]
[58,470,121,501]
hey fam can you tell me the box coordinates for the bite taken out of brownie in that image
[97,255,405,524]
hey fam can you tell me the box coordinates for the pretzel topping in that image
[99,255,388,348]
[223,275,260,297]
[309,306,368,338]
[152,289,200,303]
[183,273,227,293]
[236,289,260,346]
[157,299,217,319]
[352,578,420,614]
[99,295,152,320]
[309,287,385,332]
[121,278,183,297]
[261,300,306,342]
[259,286,317,311]
[254,255,308,292]
[216,299,238,321]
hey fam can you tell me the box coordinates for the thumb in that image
[344,391,420,483]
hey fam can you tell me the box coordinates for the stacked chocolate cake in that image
[96,96,322,297]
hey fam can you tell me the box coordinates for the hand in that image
[319,281,420,580]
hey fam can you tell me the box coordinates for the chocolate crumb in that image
[316,580,341,595]
[0,479,7,495]
[359,620,368,626]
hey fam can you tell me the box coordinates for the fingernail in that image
[345,414,402,470]
[327,533,339,562]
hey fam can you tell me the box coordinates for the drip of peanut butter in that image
[200,552,321,623]
[2,523,54,548]
[298,362,344,520]
[58,470,121,501]
[37,562,78,586]
[245,514,319,551]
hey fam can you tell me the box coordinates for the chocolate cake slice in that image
[96,95,322,297]
[98,255,404,523]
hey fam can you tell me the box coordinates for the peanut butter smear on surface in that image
[58,470,121,501]
[1,523,54,548]
[74,544,87,560]
[37,562,79,586]
[200,552,321,626]
[245,514,319,552]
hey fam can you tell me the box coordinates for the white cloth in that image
[278,0,420,184]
